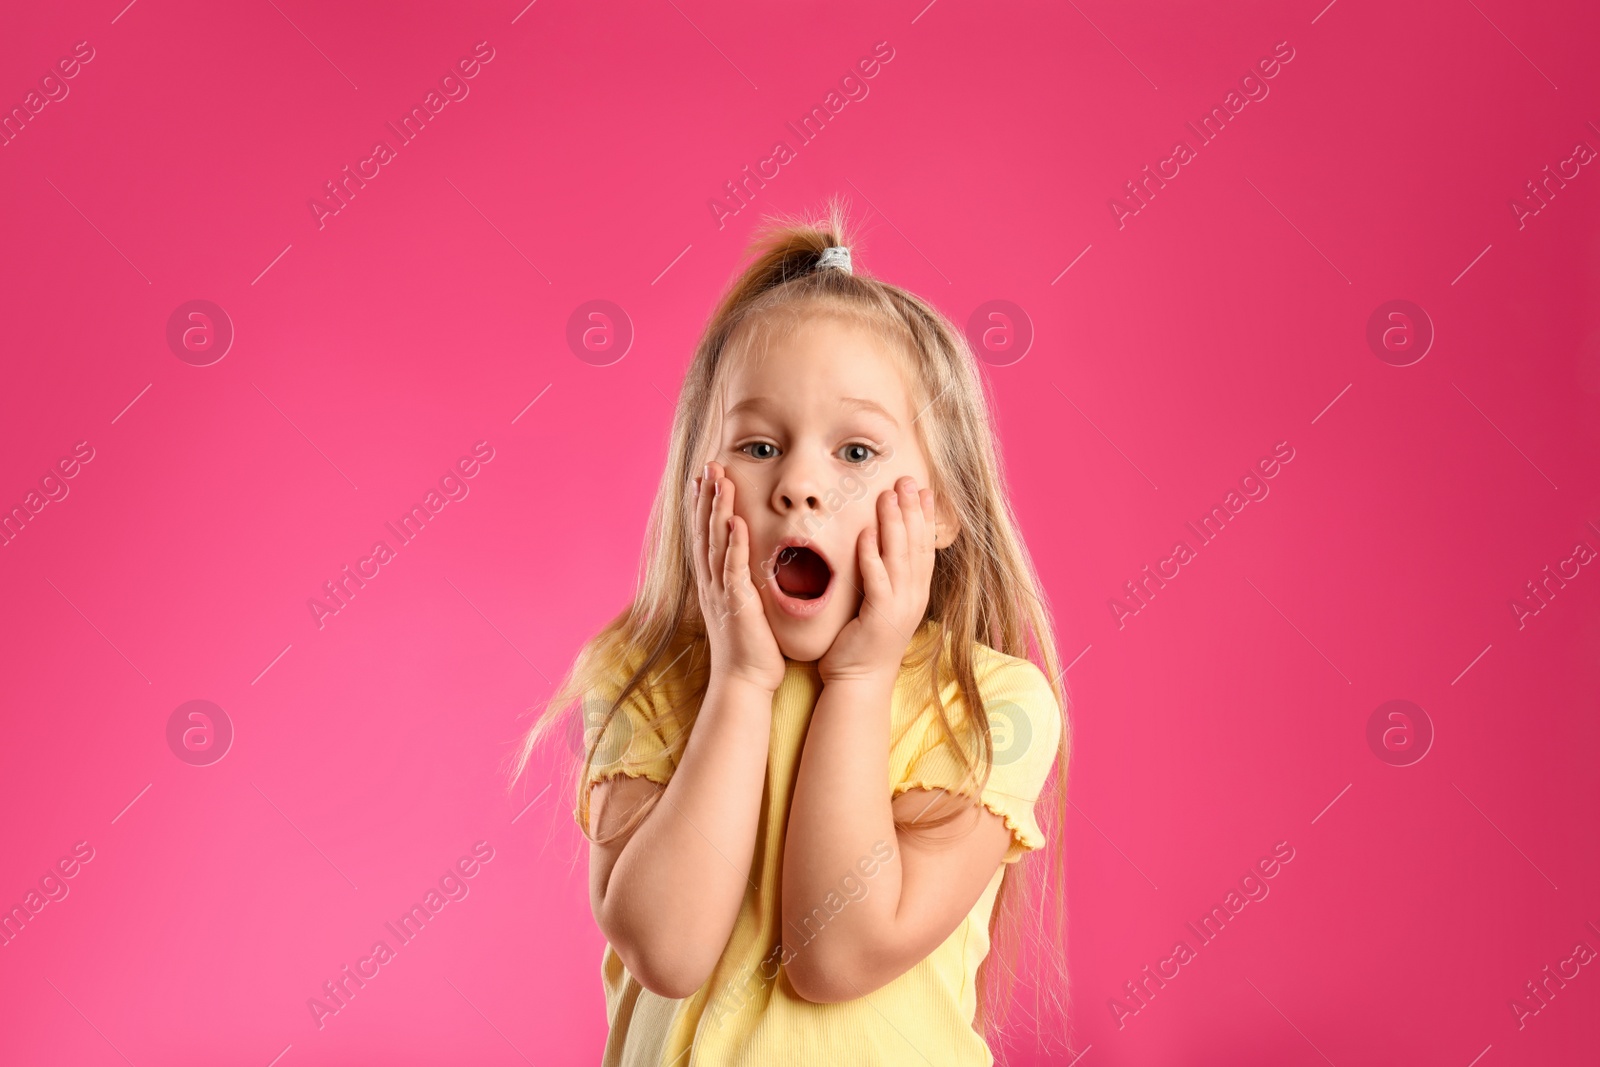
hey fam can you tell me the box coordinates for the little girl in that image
[510,202,1072,1065]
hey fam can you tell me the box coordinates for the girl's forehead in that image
[720,314,917,413]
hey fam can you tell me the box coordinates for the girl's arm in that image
[783,477,1019,1003]
[780,673,1015,1004]
[588,671,775,1000]
[588,461,788,1000]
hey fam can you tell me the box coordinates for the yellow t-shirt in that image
[574,621,1064,1066]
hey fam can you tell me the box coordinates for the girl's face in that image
[709,313,954,663]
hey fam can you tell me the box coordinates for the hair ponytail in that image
[707,197,853,321]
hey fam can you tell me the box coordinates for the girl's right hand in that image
[691,461,786,695]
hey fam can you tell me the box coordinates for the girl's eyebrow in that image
[838,396,900,428]
[723,396,772,420]
[725,395,900,428]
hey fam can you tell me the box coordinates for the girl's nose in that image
[779,490,820,510]
[771,460,824,513]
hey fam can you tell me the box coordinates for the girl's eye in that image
[742,442,779,460]
[839,443,877,464]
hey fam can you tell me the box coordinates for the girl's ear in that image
[933,496,961,549]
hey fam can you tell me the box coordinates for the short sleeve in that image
[894,654,1063,864]
[571,643,686,832]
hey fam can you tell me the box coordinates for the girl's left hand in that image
[818,476,938,685]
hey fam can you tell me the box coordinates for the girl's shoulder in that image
[900,623,1059,703]
[893,626,1063,748]
[889,630,1065,847]
[576,630,703,791]
[969,641,1060,712]
[583,627,702,700]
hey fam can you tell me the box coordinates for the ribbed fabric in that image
[576,621,1063,1066]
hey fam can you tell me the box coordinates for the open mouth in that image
[772,544,832,601]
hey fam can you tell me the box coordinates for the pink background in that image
[2,1,1597,1063]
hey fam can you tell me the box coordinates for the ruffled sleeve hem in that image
[890,778,1045,864]
[574,766,674,832]
[589,765,674,791]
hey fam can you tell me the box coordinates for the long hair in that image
[506,195,1073,1054]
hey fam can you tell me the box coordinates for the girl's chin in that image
[769,617,842,665]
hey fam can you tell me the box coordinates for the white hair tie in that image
[816,246,852,274]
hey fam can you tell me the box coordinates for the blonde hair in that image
[506,196,1073,1053]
